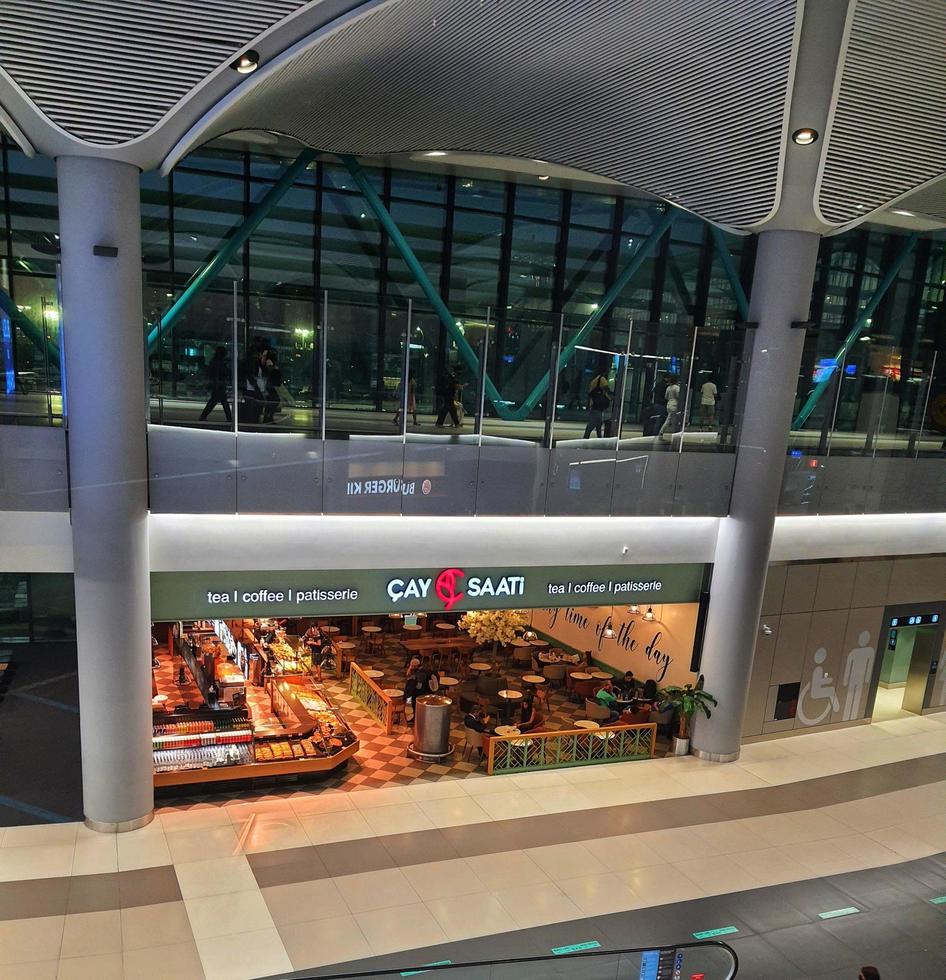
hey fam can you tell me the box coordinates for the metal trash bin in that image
[409,694,454,761]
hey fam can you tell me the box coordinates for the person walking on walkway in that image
[198,346,232,423]
[583,366,611,439]
[435,368,461,427]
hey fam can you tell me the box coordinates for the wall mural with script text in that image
[533,604,699,687]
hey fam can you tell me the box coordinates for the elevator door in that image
[902,627,937,715]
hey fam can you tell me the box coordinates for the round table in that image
[435,622,456,631]
[510,639,531,647]
[589,670,612,681]
[438,676,460,688]
[469,662,491,675]
[151,694,168,706]
[498,689,523,701]
[336,641,356,651]
[403,624,423,632]
[570,672,594,682]
[574,719,600,730]
[529,639,549,648]
[494,725,521,737]
[497,688,524,724]
[364,669,384,680]
[521,674,546,687]
[383,688,404,699]
[322,625,341,634]
[362,625,382,634]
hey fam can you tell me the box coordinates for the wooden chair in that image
[584,699,612,722]
[462,727,484,761]
[542,664,566,689]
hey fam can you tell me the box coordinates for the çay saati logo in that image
[434,568,466,611]
[385,568,526,609]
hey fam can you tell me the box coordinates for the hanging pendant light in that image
[643,606,656,622]
[523,628,537,641]
[627,604,641,615]
[602,607,616,639]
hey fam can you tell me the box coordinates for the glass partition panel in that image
[4,273,62,425]
[324,299,383,437]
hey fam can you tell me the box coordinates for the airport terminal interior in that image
[0,1,945,978]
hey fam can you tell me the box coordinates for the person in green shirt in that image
[595,682,621,721]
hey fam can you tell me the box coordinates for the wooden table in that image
[529,639,549,648]
[498,689,523,701]
[494,725,520,737]
[365,669,384,680]
[383,688,404,699]
[336,641,356,651]
[401,636,476,654]
[403,624,423,633]
[574,719,600,730]
[434,622,456,631]
[521,674,546,686]
[570,672,594,682]
[322,625,341,634]
[510,639,531,648]
[362,625,382,634]
[439,676,460,688]
[589,670,612,681]
[469,662,491,675]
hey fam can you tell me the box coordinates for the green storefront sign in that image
[150,563,705,620]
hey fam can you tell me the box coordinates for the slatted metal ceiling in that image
[895,179,946,221]
[0,0,304,144]
[187,0,799,229]
[818,0,946,225]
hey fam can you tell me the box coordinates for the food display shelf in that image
[152,729,253,749]
[153,743,254,774]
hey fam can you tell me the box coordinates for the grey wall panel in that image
[236,432,322,514]
[0,425,68,511]
[779,455,823,515]
[401,443,476,517]
[887,556,946,605]
[322,439,404,515]
[867,457,917,514]
[673,453,735,516]
[761,564,788,615]
[475,445,546,516]
[611,451,679,517]
[908,458,946,513]
[813,561,857,611]
[744,616,779,737]
[781,563,819,614]
[148,425,236,513]
[816,457,871,515]
[794,609,847,729]
[851,559,893,608]
[546,447,620,516]
[770,612,812,686]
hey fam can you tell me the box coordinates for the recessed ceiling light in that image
[891,209,914,217]
[859,335,871,342]
[538,174,550,181]
[231,50,260,74]
[424,150,447,157]
[791,127,819,145]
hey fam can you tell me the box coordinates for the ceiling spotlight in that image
[642,606,656,622]
[891,209,915,217]
[761,624,773,636]
[424,150,447,157]
[231,50,260,75]
[791,127,819,145]
[538,174,550,181]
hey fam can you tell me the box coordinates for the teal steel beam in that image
[709,225,750,322]
[146,147,317,352]
[340,152,674,420]
[793,231,918,429]
[0,287,60,372]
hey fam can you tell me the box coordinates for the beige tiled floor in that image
[0,710,942,978]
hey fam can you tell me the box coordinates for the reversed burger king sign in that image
[386,567,526,610]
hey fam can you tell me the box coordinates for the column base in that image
[84,812,154,834]
[690,746,741,763]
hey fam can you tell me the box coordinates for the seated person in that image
[518,695,540,732]
[641,678,659,704]
[614,670,638,699]
[594,682,621,721]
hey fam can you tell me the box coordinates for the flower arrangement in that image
[458,609,528,649]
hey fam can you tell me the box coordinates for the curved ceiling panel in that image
[818,0,946,225]
[0,0,304,144]
[196,0,798,229]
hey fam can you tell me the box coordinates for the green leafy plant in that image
[658,675,718,740]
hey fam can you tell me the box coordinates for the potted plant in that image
[458,609,527,661]
[657,675,718,756]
